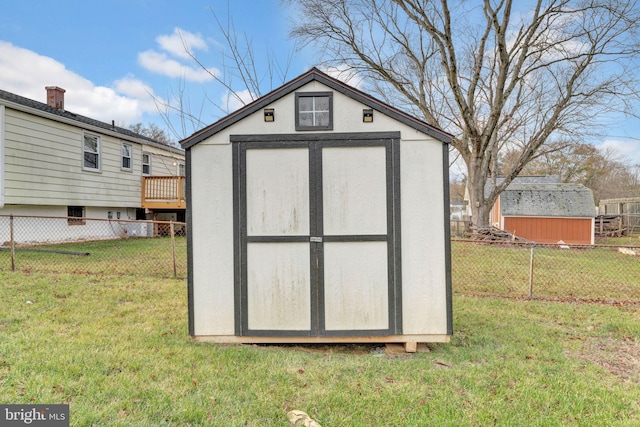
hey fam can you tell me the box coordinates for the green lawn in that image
[3,237,639,303]
[1,271,639,426]
[596,233,640,246]
[0,237,187,279]
[452,241,640,302]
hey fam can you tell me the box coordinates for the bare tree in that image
[151,78,211,143]
[287,0,640,226]
[501,141,640,203]
[449,177,467,203]
[128,122,176,147]
[154,7,297,141]
[500,140,606,183]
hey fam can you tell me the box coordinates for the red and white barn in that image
[489,176,595,245]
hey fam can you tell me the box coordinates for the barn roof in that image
[484,175,561,198]
[180,67,453,149]
[500,182,595,217]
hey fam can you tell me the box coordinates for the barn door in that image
[235,136,400,337]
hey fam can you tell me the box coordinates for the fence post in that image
[9,214,15,271]
[529,244,535,299]
[599,216,603,236]
[170,221,177,279]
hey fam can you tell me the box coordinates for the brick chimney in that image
[45,86,66,110]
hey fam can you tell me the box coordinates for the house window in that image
[67,206,85,225]
[142,153,151,175]
[83,133,100,171]
[121,143,132,170]
[178,162,185,176]
[295,92,333,131]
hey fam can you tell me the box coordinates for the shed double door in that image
[235,135,400,336]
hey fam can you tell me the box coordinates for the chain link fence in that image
[452,240,640,304]
[0,215,186,279]
[1,215,638,304]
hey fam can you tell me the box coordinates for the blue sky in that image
[1,0,639,164]
[0,0,311,139]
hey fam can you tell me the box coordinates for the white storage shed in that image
[181,68,453,347]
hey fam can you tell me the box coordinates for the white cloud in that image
[0,41,160,124]
[222,89,256,113]
[598,138,640,164]
[321,65,364,89]
[138,27,219,82]
[156,27,208,60]
[138,50,217,83]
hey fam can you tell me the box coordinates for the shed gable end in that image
[180,68,452,149]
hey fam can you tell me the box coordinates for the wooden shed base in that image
[192,334,450,347]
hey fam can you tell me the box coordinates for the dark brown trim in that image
[186,149,194,336]
[232,143,243,336]
[230,131,401,143]
[392,138,403,334]
[295,91,334,131]
[442,143,453,335]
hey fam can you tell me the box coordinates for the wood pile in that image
[466,226,529,242]
[595,215,625,237]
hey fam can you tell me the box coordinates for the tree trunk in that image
[467,156,491,228]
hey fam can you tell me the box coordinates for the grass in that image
[1,269,639,426]
[596,233,640,246]
[0,236,187,278]
[451,241,640,301]
[2,237,638,301]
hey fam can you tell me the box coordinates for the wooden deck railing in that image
[142,176,186,209]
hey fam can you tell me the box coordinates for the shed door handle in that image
[310,237,322,243]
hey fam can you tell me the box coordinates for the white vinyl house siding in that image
[0,105,4,209]
[143,145,183,176]
[3,108,142,207]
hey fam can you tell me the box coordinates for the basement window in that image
[67,206,86,225]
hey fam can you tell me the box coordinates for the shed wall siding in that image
[190,135,450,337]
[503,216,593,245]
[401,139,448,334]
[190,143,235,336]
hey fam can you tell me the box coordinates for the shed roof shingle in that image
[500,182,595,217]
